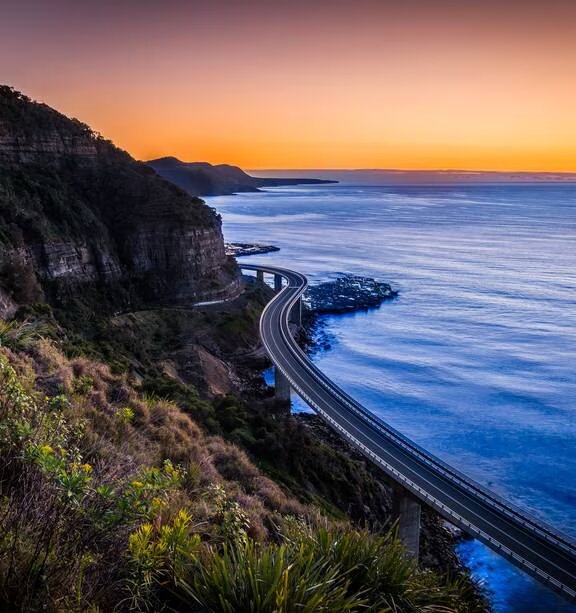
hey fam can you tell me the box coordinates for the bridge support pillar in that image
[290,297,302,327]
[394,492,421,559]
[274,274,283,292]
[256,270,264,283]
[274,367,291,402]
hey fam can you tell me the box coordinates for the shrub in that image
[127,509,200,610]
[174,524,484,612]
[0,258,43,303]
[207,483,251,546]
[72,373,94,395]
[0,318,48,350]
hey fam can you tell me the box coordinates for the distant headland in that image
[146,157,336,196]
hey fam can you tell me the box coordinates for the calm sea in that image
[207,184,576,612]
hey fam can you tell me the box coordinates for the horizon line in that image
[246,167,576,174]
[145,157,576,175]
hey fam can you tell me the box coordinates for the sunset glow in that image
[2,0,575,170]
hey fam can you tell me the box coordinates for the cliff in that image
[0,86,239,316]
[147,156,336,196]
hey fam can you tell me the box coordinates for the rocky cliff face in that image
[0,127,99,163]
[0,86,238,315]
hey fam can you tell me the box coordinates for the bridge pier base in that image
[394,492,421,559]
[274,274,283,292]
[290,297,302,327]
[256,270,264,283]
[274,367,291,402]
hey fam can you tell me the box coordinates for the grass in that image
[0,328,487,611]
[173,523,486,612]
[0,318,50,349]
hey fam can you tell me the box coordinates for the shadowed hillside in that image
[147,156,336,196]
[0,86,238,316]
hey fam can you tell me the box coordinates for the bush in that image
[0,318,48,350]
[127,509,200,610]
[0,337,486,612]
[72,374,94,395]
[0,258,43,303]
[172,524,484,612]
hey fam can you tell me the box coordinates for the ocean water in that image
[206,184,576,612]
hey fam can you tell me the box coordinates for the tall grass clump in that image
[0,318,48,349]
[172,523,486,612]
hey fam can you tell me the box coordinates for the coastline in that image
[211,183,576,611]
[251,273,485,603]
[225,242,280,257]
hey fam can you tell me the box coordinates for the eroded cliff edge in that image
[0,86,239,317]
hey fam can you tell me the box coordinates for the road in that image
[241,263,576,602]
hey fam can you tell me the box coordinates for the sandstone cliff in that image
[0,86,238,315]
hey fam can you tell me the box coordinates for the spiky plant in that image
[0,318,48,349]
[172,524,486,612]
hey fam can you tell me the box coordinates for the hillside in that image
[0,86,238,317]
[147,156,336,196]
[0,87,486,611]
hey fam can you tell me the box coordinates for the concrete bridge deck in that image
[241,262,576,603]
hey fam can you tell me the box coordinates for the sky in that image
[1,0,575,171]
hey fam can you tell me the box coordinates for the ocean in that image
[206,184,576,612]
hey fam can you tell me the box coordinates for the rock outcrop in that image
[225,242,280,257]
[305,275,398,314]
[0,86,239,312]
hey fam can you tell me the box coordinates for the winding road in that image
[241,263,576,602]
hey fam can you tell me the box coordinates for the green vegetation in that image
[0,321,486,611]
[175,524,483,612]
[0,317,48,349]
[0,85,234,322]
[0,86,216,246]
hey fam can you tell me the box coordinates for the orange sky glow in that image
[1,0,575,171]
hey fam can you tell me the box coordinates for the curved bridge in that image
[241,263,576,602]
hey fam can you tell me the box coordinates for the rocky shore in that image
[225,242,280,257]
[304,274,398,314]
